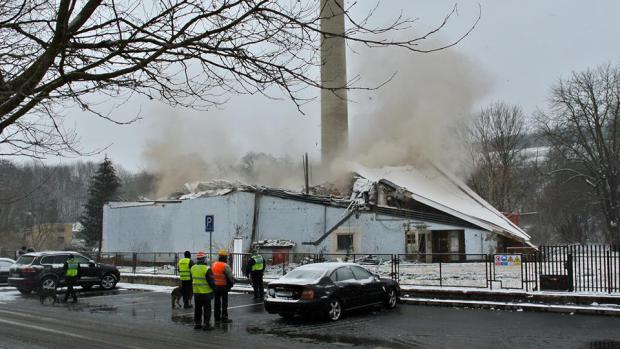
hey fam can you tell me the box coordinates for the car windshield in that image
[16,255,35,265]
[282,268,325,281]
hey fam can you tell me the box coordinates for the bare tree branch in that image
[0,0,479,158]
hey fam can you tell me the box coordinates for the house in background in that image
[27,223,76,251]
[102,163,532,258]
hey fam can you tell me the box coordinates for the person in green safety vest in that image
[178,251,194,309]
[190,251,216,330]
[62,254,80,303]
[245,248,265,299]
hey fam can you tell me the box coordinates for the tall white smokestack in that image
[320,0,348,165]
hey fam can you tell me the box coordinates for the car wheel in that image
[40,276,57,291]
[385,288,397,309]
[17,287,32,294]
[100,274,117,290]
[327,298,343,321]
[278,313,295,319]
[81,283,93,291]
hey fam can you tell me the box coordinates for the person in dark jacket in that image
[245,249,265,299]
[190,251,216,330]
[212,250,235,323]
[62,254,80,303]
[178,250,194,308]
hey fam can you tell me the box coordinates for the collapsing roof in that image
[108,163,531,246]
[351,162,532,245]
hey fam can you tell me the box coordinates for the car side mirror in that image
[89,262,96,268]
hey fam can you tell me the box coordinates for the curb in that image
[400,297,620,317]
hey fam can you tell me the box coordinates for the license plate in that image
[276,291,292,296]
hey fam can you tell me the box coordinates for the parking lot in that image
[1,285,620,349]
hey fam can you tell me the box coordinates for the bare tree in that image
[468,101,528,212]
[534,148,604,244]
[0,0,479,158]
[538,63,620,244]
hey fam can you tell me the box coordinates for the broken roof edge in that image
[430,163,531,240]
[106,185,353,210]
[351,163,532,246]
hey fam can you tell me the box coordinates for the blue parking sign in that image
[205,215,214,232]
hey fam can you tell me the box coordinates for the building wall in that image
[103,192,256,253]
[103,192,498,255]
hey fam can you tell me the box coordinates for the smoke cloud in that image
[346,44,490,176]
[142,40,490,197]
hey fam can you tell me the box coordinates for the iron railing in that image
[70,245,620,294]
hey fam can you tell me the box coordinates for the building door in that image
[406,229,430,262]
[432,230,465,262]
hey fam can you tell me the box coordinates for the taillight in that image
[22,267,36,273]
[301,289,315,300]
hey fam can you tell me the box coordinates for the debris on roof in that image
[254,239,296,248]
[172,180,256,200]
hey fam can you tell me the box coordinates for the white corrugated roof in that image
[352,162,531,244]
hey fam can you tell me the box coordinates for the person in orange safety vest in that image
[212,249,235,323]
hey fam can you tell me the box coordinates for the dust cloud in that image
[345,44,490,177]
[143,41,490,197]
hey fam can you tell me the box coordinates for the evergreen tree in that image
[79,157,121,251]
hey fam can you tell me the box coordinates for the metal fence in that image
[521,245,620,293]
[27,244,620,294]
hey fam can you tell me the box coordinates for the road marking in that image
[228,302,263,310]
[0,317,91,340]
[0,317,146,349]
[177,302,263,316]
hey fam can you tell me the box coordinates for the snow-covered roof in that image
[352,162,532,245]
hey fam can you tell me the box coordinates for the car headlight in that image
[268,288,275,297]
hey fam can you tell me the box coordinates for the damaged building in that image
[102,162,532,260]
[102,0,533,259]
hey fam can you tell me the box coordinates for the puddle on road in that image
[88,305,118,313]
[590,341,620,349]
[171,314,194,325]
[246,326,417,348]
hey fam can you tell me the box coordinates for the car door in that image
[351,265,384,306]
[331,266,362,309]
[74,254,98,283]
[52,254,70,279]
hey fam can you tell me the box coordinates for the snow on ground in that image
[117,283,176,293]
[0,287,20,304]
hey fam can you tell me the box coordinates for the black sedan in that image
[0,258,15,285]
[264,262,399,321]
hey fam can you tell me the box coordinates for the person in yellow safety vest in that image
[190,251,216,330]
[245,248,265,299]
[62,254,80,303]
[212,250,235,324]
[178,251,194,309]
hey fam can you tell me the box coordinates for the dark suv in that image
[8,251,121,294]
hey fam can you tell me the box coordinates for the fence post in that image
[439,261,443,287]
[174,253,179,276]
[132,253,137,274]
[567,253,574,292]
[607,251,612,294]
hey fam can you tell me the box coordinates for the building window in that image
[337,234,354,252]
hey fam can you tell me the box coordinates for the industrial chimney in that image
[320,0,348,165]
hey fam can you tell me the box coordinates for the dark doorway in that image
[431,230,465,262]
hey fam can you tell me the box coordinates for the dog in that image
[171,286,183,309]
[39,288,59,305]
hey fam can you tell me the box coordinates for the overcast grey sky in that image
[53,1,620,172]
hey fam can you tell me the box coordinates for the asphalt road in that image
[1,286,620,349]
